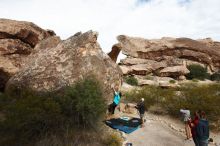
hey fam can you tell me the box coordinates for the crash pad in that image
[105,116,141,134]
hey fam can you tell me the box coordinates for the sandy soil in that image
[119,112,220,146]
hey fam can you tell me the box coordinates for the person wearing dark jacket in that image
[196,111,209,146]
[189,111,200,146]
[136,98,145,126]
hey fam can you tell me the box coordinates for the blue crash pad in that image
[105,117,141,134]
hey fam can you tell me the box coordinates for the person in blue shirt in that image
[109,86,122,115]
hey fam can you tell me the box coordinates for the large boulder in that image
[0,19,56,92]
[119,58,167,75]
[159,66,190,78]
[6,31,123,101]
[117,36,220,69]
[0,19,55,47]
[134,75,176,87]
[0,39,31,91]
[113,35,220,79]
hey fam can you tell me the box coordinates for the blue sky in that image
[1,0,220,58]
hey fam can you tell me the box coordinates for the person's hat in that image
[141,98,144,101]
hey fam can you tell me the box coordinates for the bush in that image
[103,133,122,146]
[124,83,220,131]
[0,95,63,145]
[162,83,220,130]
[186,64,210,80]
[125,76,138,86]
[60,76,106,129]
[169,80,176,84]
[0,76,106,146]
[211,73,220,81]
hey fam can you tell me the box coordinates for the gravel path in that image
[122,113,220,146]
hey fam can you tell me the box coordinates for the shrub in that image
[0,76,106,146]
[162,83,220,130]
[59,76,106,129]
[125,76,138,86]
[210,73,220,81]
[103,133,122,146]
[0,95,63,145]
[169,80,176,84]
[124,83,220,131]
[186,64,210,80]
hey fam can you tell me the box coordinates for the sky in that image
[1,0,220,57]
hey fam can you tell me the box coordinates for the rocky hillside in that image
[0,19,57,91]
[109,35,220,83]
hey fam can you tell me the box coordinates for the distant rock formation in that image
[0,19,57,91]
[6,31,122,101]
[110,35,220,79]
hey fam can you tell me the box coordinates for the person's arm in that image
[194,118,199,125]
[136,102,141,109]
[180,109,188,114]
[112,86,117,95]
[188,120,194,128]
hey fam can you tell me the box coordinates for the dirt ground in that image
[116,112,220,146]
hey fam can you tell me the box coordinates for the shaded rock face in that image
[113,35,220,79]
[0,19,56,92]
[108,44,121,62]
[6,31,122,101]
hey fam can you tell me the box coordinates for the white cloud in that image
[1,0,220,56]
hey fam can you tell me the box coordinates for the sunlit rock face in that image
[6,31,122,101]
[0,19,56,92]
[111,35,220,79]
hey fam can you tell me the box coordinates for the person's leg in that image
[141,114,144,123]
[140,114,145,127]
[108,103,113,114]
[112,103,117,114]
[199,140,208,146]
[185,123,191,139]
[187,124,192,138]
[192,136,199,146]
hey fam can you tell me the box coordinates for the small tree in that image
[186,64,210,80]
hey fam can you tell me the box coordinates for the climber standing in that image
[180,108,192,140]
[136,98,145,127]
